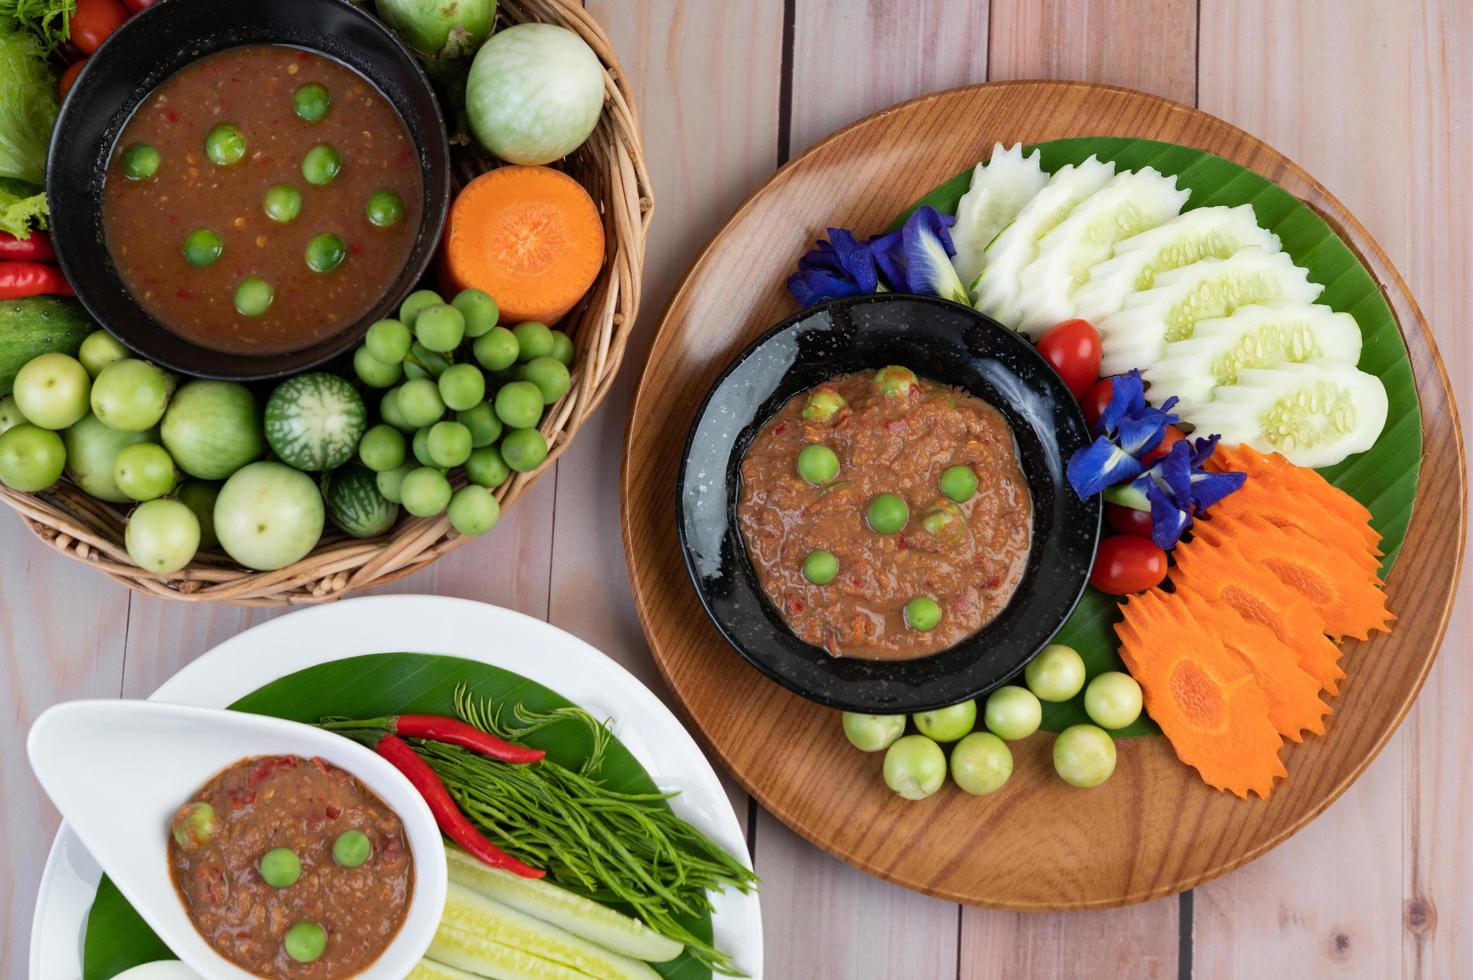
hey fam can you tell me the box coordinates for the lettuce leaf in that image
[0,20,59,186]
[0,175,46,237]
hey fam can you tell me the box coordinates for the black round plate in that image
[676,294,1101,713]
[46,0,450,381]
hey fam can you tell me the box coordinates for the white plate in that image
[29,596,763,979]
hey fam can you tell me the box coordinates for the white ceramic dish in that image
[28,701,446,980]
[29,595,762,979]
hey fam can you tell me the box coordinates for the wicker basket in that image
[0,0,651,606]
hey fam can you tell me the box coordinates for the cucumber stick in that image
[410,960,488,980]
[949,143,1048,286]
[1013,167,1189,337]
[1072,204,1281,322]
[446,847,682,963]
[1097,247,1323,376]
[433,880,662,980]
[973,155,1115,328]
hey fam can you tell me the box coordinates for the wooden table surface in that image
[3,1,1468,977]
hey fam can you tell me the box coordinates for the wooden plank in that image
[0,527,131,978]
[957,2,1196,974]
[571,0,784,849]
[1194,1,1416,974]
[987,0,1197,102]
[788,0,989,158]
[1402,1,1473,976]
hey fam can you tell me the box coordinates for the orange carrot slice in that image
[1172,532,1346,696]
[1209,444,1381,555]
[1194,514,1395,642]
[1173,584,1329,741]
[440,165,605,324]
[1117,590,1286,799]
[1209,476,1381,577]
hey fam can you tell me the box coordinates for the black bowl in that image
[676,294,1101,713]
[46,0,450,381]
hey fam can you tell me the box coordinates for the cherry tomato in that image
[1090,535,1168,595]
[1036,318,1102,399]
[70,0,127,55]
[59,60,85,98]
[1081,377,1114,432]
[1141,424,1186,464]
[122,0,159,11]
[1106,504,1155,538]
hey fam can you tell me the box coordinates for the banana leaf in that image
[81,653,718,980]
[894,137,1421,734]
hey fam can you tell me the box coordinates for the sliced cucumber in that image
[972,155,1115,328]
[408,961,484,980]
[1013,167,1189,337]
[1097,248,1323,376]
[1072,204,1281,322]
[446,847,682,963]
[433,881,662,980]
[950,143,1048,286]
[1188,361,1387,468]
[1144,302,1362,411]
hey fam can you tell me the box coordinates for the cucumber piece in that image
[972,155,1116,328]
[432,881,661,980]
[1189,361,1387,468]
[263,372,367,472]
[1013,167,1189,337]
[1144,302,1362,412]
[408,961,487,980]
[324,464,400,538]
[1072,205,1281,322]
[0,297,93,395]
[950,143,1048,286]
[1103,482,1150,511]
[446,847,682,963]
[1097,248,1323,376]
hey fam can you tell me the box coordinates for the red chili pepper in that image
[0,231,54,262]
[0,263,72,299]
[391,714,545,764]
[375,734,545,879]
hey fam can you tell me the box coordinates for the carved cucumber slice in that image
[949,143,1048,287]
[1097,248,1322,376]
[972,154,1115,328]
[1072,204,1281,323]
[1144,302,1362,412]
[1189,361,1387,468]
[1013,167,1189,338]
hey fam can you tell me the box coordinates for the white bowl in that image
[27,700,447,980]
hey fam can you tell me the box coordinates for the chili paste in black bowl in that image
[676,294,1100,713]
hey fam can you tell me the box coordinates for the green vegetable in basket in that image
[374,0,496,60]
[465,23,603,165]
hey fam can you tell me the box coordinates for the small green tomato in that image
[949,731,1013,795]
[983,685,1042,741]
[903,596,941,632]
[1024,643,1087,702]
[912,700,976,743]
[1084,671,1144,730]
[802,549,838,585]
[795,444,839,485]
[882,734,947,800]
[259,847,301,888]
[1052,724,1117,788]
[841,712,905,752]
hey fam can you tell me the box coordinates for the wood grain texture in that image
[987,0,1197,101]
[0,522,131,980]
[620,79,1466,911]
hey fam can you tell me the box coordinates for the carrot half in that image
[1116,590,1286,800]
[1193,514,1395,642]
[440,165,605,324]
[1171,532,1346,696]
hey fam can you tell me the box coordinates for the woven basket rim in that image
[1,0,652,606]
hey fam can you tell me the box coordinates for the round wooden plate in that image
[620,80,1467,909]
